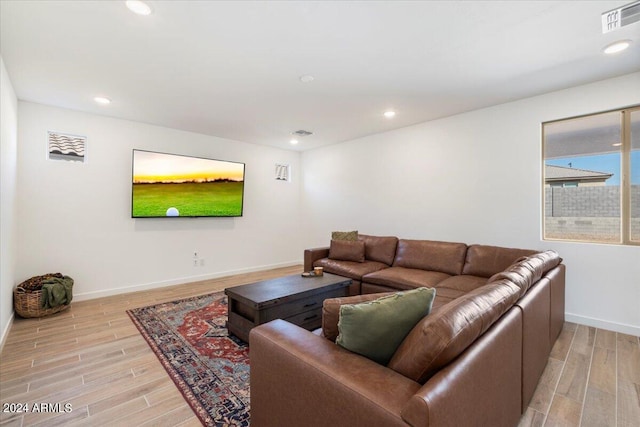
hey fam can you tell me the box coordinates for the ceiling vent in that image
[602,0,640,33]
[292,130,313,137]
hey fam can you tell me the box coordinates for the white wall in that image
[0,57,18,348]
[17,102,303,300]
[301,72,640,336]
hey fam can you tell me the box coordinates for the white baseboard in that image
[565,312,640,336]
[0,313,14,355]
[72,260,302,302]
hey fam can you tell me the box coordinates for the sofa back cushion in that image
[387,278,521,384]
[392,239,467,275]
[487,264,534,297]
[518,250,562,283]
[329,239,366,263]
[488,250,562,294]
[358,234,398,266]
[462,244,537,278]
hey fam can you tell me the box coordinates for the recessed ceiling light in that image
[126,0,153,16]
[290,139,299,145]
[612,142,623,146]
[94,96,111,105]
[384,111,396,118]
[299,75,314,83]
[603,40,631,54]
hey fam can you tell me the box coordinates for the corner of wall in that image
[0,313,15,355]
[0,56,19,348]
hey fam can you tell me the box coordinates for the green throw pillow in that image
[331,230,358,241]
[336,287,436,365]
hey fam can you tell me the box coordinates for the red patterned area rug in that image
[127,291,250,426]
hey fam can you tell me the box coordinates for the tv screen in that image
[131,150,245,218]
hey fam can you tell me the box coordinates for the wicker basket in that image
[13,274,72,318]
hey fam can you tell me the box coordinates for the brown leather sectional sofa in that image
[250,235,565,427]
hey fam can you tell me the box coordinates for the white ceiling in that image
[1,1,639,151]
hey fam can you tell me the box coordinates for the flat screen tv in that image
[131,150,245,218]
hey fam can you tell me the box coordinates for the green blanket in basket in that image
[40,276,74,309]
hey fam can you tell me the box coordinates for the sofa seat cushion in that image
[358,234,399,266]
[434,275,488,294]
[363,267,451,291]
[462,244,537,278]
[429,275,488,305]
[361,282,401,295]
[393,239,468,275]
[314,258,388,281]
[429,287,467,301]
[429,297,453,313]
[387,278,522,384]
[336,288,436,365]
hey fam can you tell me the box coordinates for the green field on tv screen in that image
[132,181,244,217]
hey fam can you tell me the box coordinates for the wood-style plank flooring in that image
[519,321,640,427]
[0,266,638,426]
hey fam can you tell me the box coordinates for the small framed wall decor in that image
[275,163,290,181]
[48,131,86,163]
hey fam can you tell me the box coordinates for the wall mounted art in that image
[48,131,86,162]
[275,163,290,181]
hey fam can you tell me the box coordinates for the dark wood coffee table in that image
[225,273,352,343]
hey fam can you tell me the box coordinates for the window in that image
[542,106,639,245]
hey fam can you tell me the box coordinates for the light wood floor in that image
[0,266,638,427]
[519,322,640,427]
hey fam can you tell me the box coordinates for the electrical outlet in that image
[193,259,198,267]
[193,251,198,259]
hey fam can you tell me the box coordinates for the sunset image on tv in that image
[132,150,245,217]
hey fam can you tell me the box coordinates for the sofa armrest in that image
[322,292,395,341]
[304,247,330,272]
[401,309,523,427]
[250,319,419,427]
[546,264,565,343]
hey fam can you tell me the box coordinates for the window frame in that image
[541,105,640,246]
